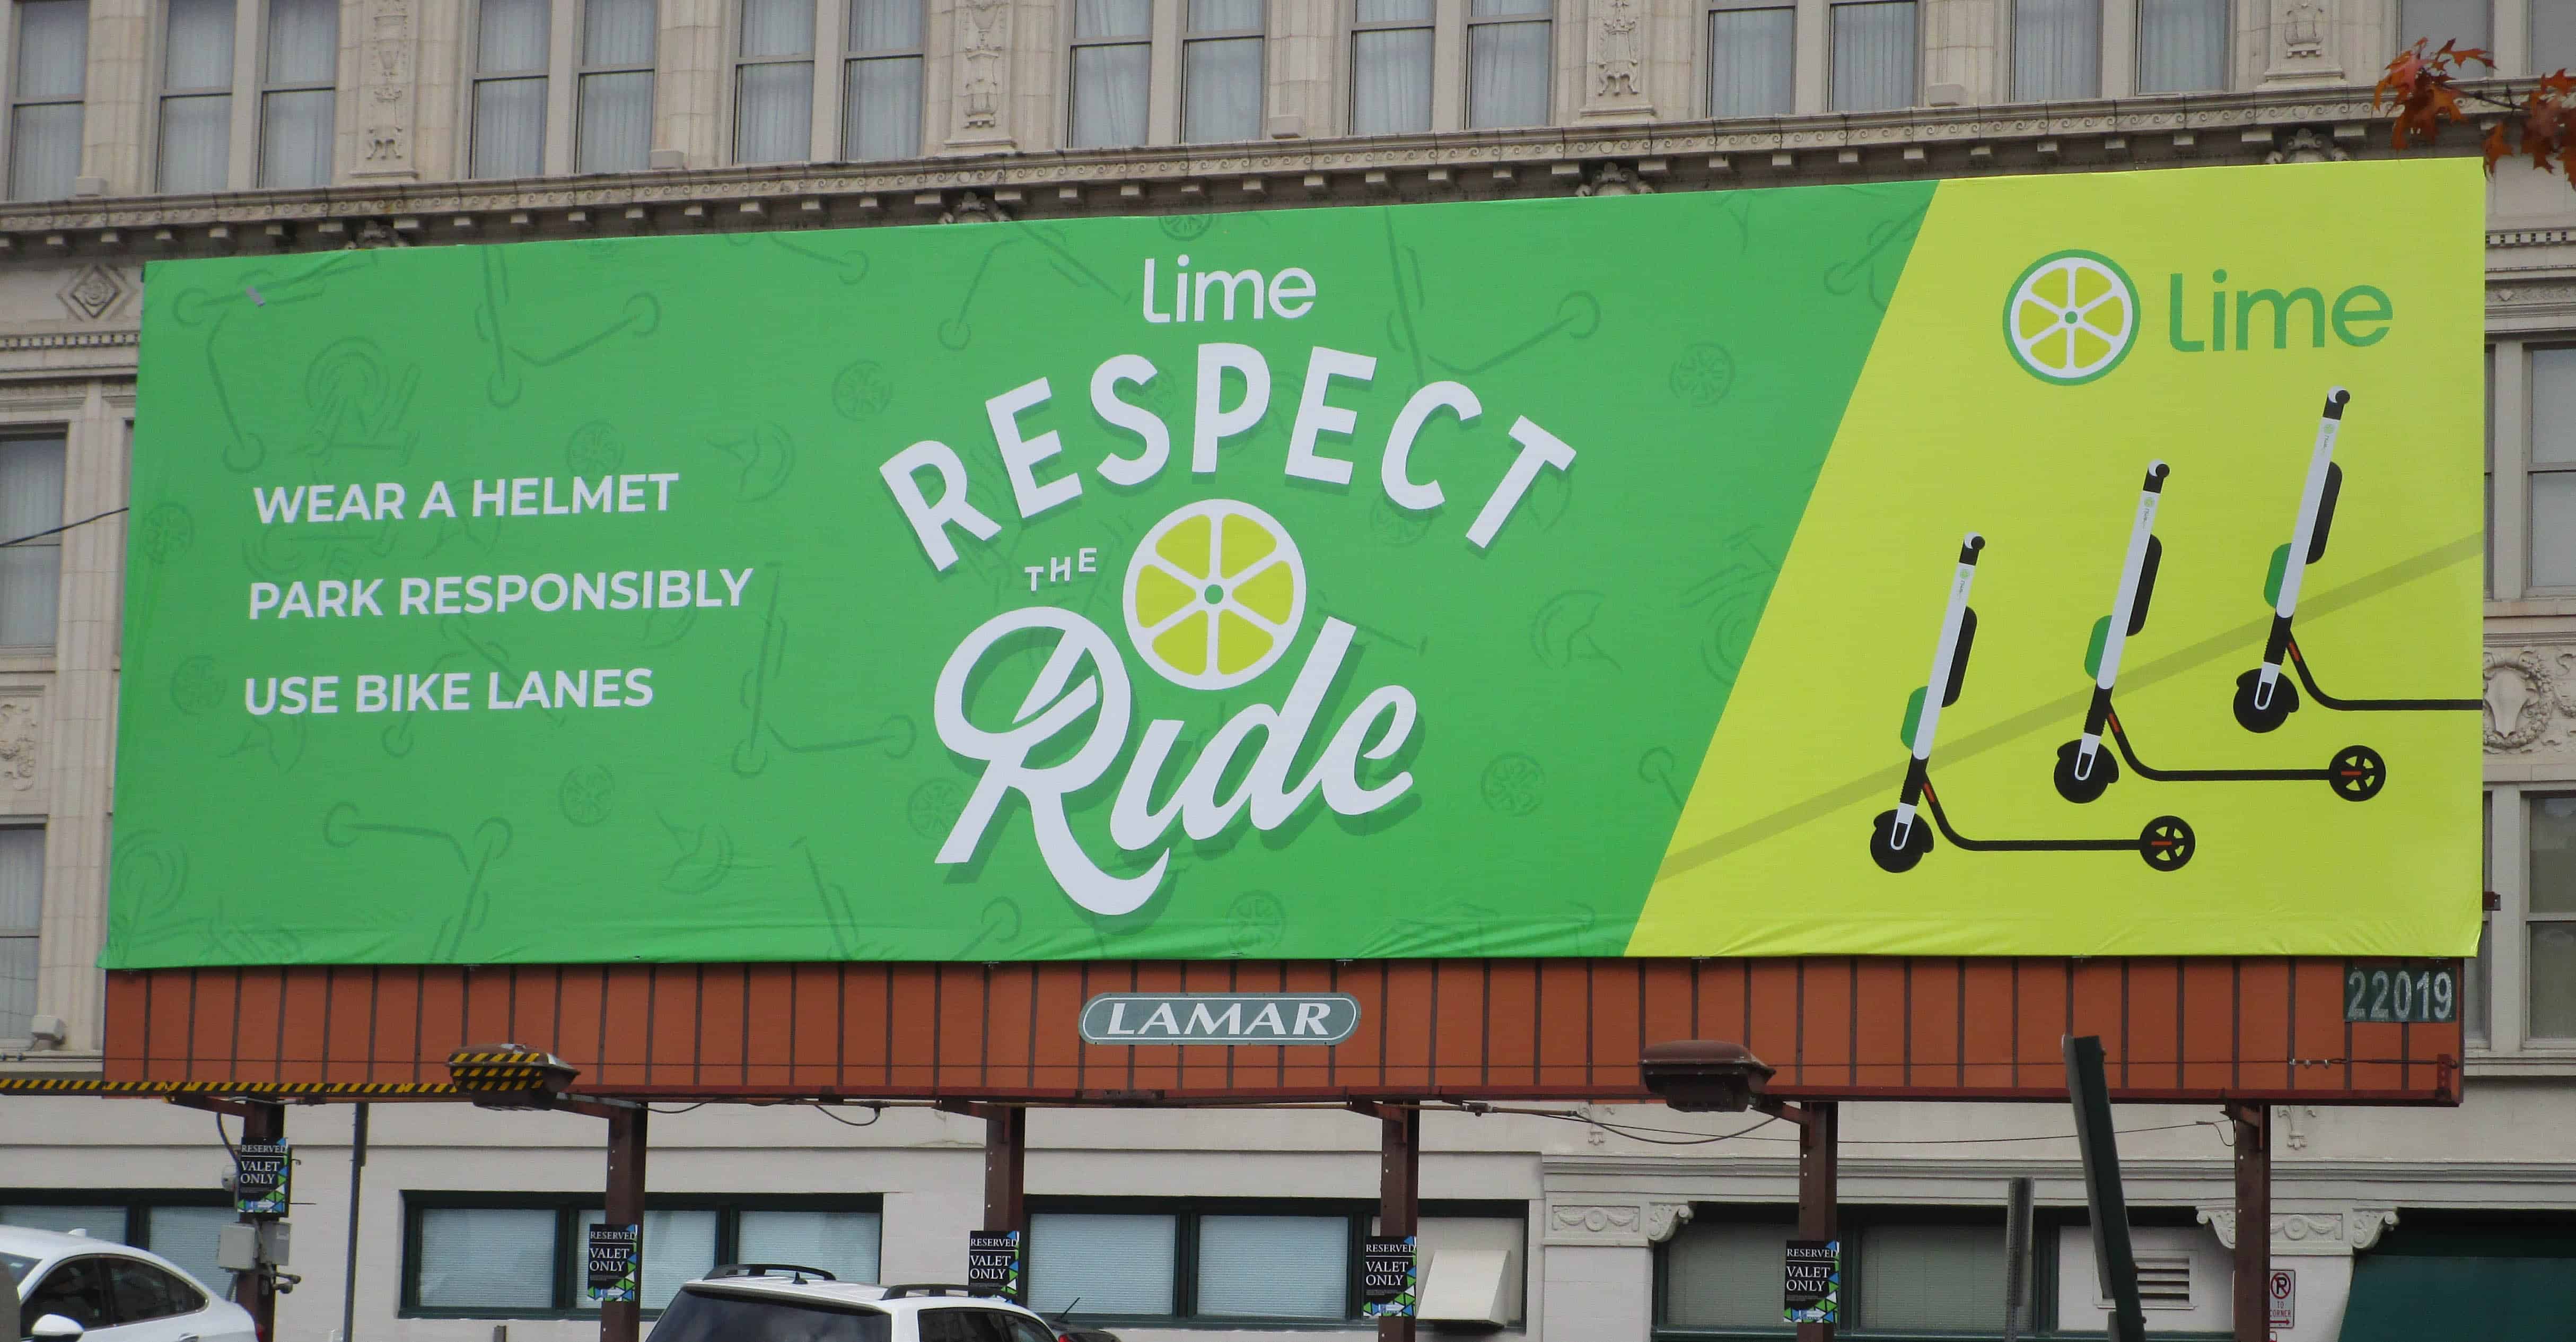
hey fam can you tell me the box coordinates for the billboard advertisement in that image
[104,159,2483,967]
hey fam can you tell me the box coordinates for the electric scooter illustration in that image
[1870,534,2196,875]
[2051,461,2387,806]
[2232,387,2483,733]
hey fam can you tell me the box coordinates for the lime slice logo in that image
[2003,250,2138,386]
[1123,499,1308,691]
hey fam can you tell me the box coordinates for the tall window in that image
[2135,0,2223,92]
[2473,792,2494,1045]
[1830,0,1915,111]
[2013,0,2097,100]
[1182,0,1261,143]
[1350,0,1431,135]
[1466,0,1548,128]
[2542,2,2576,75]
[0,435,65,646]
[1,826,42,1040]
[472,0,549,178]
[579,0,655,172]
[843,0,920,159]
[404,1197,882,1316]
[9,0,86,200]
[259,0,337,188]
[1663,1210,2056,1332]
[735,0,814,163]
[157,0,234,191]
[1067,0,1150,149]
[0,1195,234,1290]
[2530,346,2576,588]
[2531,794,2576,1041]
[1707,2,1793,118]
[2397,0,2487,51]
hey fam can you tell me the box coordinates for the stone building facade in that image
[5,1,2575,1340]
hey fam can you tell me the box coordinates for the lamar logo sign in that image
[1078,992,1362,1045]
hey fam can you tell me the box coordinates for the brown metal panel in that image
[505,967,560,1069]
[838,965,890,1090]
[2069,959,2124,1084]
[1232,962,1289,1091]
[2179,959,2235,1093]
[370,968,422,1082]
[1638,961,1694,1072]
[1280,960,1341,1091]
[417,971,472,1076]
[700,965,749,1085]
[555,968,606,1078]
[142,971,194,1078]
[1746,960,1799,1085]
[1434,961,1487,1088]
[983,964,1036,1090]
[321,967,374,1069]
[2125,959,2181,1089]
[2315,960,2393,1094]
[1482,960,1538,1090]
[1960,960,2015,1090]
[2238,960,2293,1094]
[595,966,653,1086]
[1176,961,1234,1091]
[234,968,284,1080]
[1380,962,1435,1091]
[790,964,843,1088]
[1906,960,1962,1090]
[1693,959,1750,1062]
[885,964,940,1090]
[1118,962,1182,1091]
[1587,961,1642,1094]
[275,966,330,1080]
[1853,959,1907,1088]
[744,964,796,1088]
[187,971,235,1077]
[1535,961,1588,1088]
[1802,959,1854,1087]
[460,967,514,1050]
[2016,962,2069,1092]
[646,966,702,1086]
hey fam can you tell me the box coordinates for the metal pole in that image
[2002,1176,2035,1342]
[1795,1102,1838,1342]
[339,1103,369,1342]
[235,1101,286,1342]
[2229,1103,2272,1342]
[1377,1106,1420,1342]
[982,1106,1028,1236]
[602,1106,649,1342]
[2064,1036,2145,1342]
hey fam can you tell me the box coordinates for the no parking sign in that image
[2268,1268,2295,1328]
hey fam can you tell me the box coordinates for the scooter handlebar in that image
[2143,460,2170,491]
[2323,387,2351,419]
[1958,533,1985,564]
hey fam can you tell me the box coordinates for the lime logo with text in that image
[2003,250,2139,386]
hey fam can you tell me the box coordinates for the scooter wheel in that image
[2138,815,2196,872]
[1869,809,1932,874]
[2053,739,2118,804]
[2232,669,2299,733]
[2330,745,2387,801]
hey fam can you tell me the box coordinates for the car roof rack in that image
[877,1284,990,1300]
[707,1263,840,1283]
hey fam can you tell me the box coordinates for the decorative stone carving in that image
[1581,0,1652,120]
[2265,127,2350,164]
[348,220,410,249]
[2263,0,2345,86]
[1545,1198,1697,1247]
[1643,1201,1694,1243]
[2484,648,2576,755]
[56,265,124,321]
[952,0,1012,147]
[353,0,418,179]
[0,697,37,791]
[1577,162,1654,197]
[2195,1206,2399,1257]
[940,192,1011,224]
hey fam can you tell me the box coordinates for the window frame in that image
[840,0,924,160]
[730,0,817,164]
[151,0,238,193]
[1024,1196,1523,1328]
[397,1191,886,1320]
[254,0,337,188]
[6,0,89,202]
[2527,343,2576,595]
[1461,0,1552,129]
[1178,0,1265,144]
[2525,790,2576,1043]
[0,433,67,649]
[2131,0,2229,94]
[0,1189,238,1285]
[2008,0,2101,103]
[0,821,41,1042]
[576,0,659,173]
[468,0,552,179]
[1064,0,1155,149]
[1702,0,1795,119]
[1346,0,1435,136]
[1825,0,1918,112]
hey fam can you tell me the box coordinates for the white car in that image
[4,1225,256,1342]
[646,1267,1108,1342]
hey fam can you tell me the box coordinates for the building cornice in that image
[0,86,2417,257]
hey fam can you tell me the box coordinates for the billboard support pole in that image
[2002,1175,2035,1342]
[2228,1102,2272,1342]
[1795,1101,1838,1342]
[236,1099,284,1342]
[982,1105,1027,1236]
[1378,1104,1420,1342]
[2064,1036,2145,1342]
[602,1105,648,1342]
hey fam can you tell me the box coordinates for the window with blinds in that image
[1706,2,1793,118]
[735,0,816,163]
[1027,1212,1178,1315]
[8,0,85,201]
[1026,1201,1511,1322]
[2396,0,2489,53]
[843,0,921,160]
[258,0,337,187]
[417,1208,557,1310]
[1350,0,1432,135]
[1067,0,1151,148]
[2012,0,2098,101]
[1196,1215,1346,1318]
[735,1210,883,1284]
[401,1197,882,1316]
[0,437,64,647]
[578,1209,719,1309]
[157,0,235,191]
[1858,1222,2008,1331]
[0,1198,235,1295]
[1465,0,1549,129]
[579,0,656,171]
[1829,0,1915,112]
[2134,0,2224,93]
[1660,1219,1794,1329]
[473,0,550,178]
[1181,0,1263,144]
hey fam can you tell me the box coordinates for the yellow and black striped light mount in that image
[445,1043,580,1106]
[0,1077,463,1097]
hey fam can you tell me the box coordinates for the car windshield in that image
[2,1252,34,1285]
[645,1289,891,1342]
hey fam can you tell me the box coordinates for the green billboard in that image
[106,160,2484,967]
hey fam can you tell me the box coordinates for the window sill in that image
[0,648,57,673]
[399,1309,669,1322]
[2466,1050,2576,1077]
[2487,596,2576,618]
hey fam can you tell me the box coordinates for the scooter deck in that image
[2104,709,2327,783]
[2285,637,2480,713]
[1920,781,2145,853]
